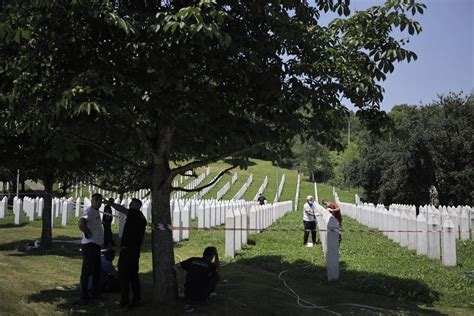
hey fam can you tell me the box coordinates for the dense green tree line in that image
[290,92,473,206]
[358,93,473,206]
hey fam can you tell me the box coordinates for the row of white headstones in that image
[172,168,211,200]
[339,198,474,266]
[0,196,45,224]
[232,174,253,200]
[273,174,286,202]
[168,198,259,242]
[253,176,268,201]
[0,180,342,281]
[225,201,293,256]
[214,173,239,200]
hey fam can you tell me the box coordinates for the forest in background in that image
[285,92,473,206]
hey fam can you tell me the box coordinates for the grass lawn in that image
[1,160,473,315]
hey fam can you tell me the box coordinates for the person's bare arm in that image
[78,218,92,238]
[103,199,128,216]
[305,208,315,216]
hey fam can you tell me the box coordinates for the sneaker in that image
[305,243,313,247]
[184,304,194,313]
[209,292,217,297]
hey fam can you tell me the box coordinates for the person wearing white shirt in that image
[303,195,319,246]
[78,193,104,303]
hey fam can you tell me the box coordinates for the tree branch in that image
[169,143,264,178]
[63,131,152,170]
[171,165,237,193]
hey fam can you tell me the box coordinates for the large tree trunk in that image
[151,159,178,303]
[40,175,54,249]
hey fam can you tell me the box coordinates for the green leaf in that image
[14,30,21,44]
[171,22,178,34]
[118,18,129,34]
[21,30,30,40]
[343,6,350,16]
[400,23,406,32]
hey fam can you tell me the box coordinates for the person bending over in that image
[322,199,342,243]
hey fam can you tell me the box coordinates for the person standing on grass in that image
[174,247,220,312]
[322,199,342,243]
[103,198,147,307]
[257,193,266,205]
[303,195,319,246]
[103,198,116,248]
[78,193,104,304]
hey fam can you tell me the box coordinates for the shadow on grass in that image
[25,254,445,315]
[236,255,443,314]
[0,230,156,258]
[1,236,83,259]
[0,222,29,229]
[26,271,184,315]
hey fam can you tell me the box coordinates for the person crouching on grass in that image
[174,247,220,312]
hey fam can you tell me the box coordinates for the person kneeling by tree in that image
[174,247,220,307]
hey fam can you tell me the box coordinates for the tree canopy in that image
[347,92,473,206]
[1,0,426,303]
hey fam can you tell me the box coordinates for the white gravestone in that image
[225,209,235,257]
[234,208,242,251]
[416,213,428,256]
[241,207,248,245]
[14,198,23,225]
[442,217,456,266]
[427,215,441,260]
[182,205,190,240]
[0,196,7,219]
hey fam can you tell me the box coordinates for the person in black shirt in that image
[103,198,147,307]
[102,198,116,248]
[257,193,266,205]
[175,247,220,305]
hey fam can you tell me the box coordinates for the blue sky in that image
[317,0,473,111]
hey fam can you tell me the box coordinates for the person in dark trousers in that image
[78,193,104,304]
[303,195,319,246]
[103,198,116,248]
[174,247,220,312]
[103,198,147,307]
[257,193,266,205]
[88,248,119,293]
